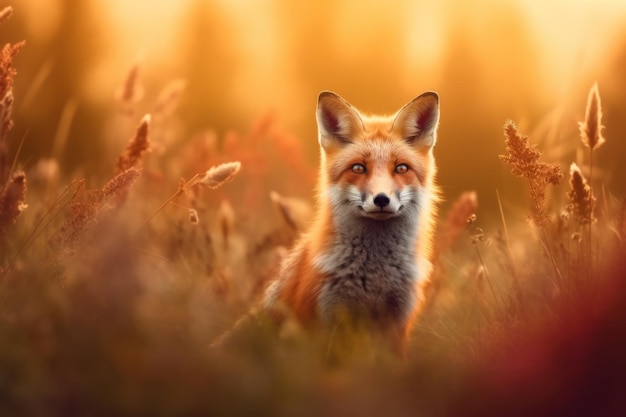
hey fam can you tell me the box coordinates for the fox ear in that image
[392,92,439,148]
[316,91,363,150]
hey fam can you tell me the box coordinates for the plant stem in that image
[132,173,201,237]
[587,147,593,280]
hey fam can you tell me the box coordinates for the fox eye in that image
[351,163,366,174]
[395,164,409,174]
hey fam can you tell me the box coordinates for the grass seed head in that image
[579,82,605,151]
[102,167,142,199]
[198,161,241,189]
[567,162,595,226]
[499,120,563,229]
[0,6,12,24]
[116,114,151,173]
[115,62,144,107]
[56,169,141,247]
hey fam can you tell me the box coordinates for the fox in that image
[263,91,440,356]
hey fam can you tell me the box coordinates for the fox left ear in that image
[316,91,364,151]
[392,92,439,148]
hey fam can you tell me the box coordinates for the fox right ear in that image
[316,91,363,150]
[392,92,440,149]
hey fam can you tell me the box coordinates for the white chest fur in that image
[314,216,420,325]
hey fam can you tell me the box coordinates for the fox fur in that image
[264,91,440,355]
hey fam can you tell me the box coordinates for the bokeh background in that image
[3,0,626,219]
[2,3,626,415]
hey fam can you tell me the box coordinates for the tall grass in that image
[1,9,624,416]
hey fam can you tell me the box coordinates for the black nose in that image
[373,193,390,208]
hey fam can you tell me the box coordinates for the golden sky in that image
[9,0,626,215]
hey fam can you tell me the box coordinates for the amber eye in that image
[351,163,366,174]
[395,164,409,174]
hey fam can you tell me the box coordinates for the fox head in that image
[316,91,439,222]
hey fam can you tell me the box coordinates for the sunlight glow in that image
[20,0,63,42]
[19,0,626,127]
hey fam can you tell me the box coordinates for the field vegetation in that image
[1,4,625,416]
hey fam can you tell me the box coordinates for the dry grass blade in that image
[619,198,626,247]
[0,39,26,242]
[0,90,12,182]
[0,171,27,239]
[0,41,25,183]
[0,6,12,24]
[198,162,241,189]
[435,191,478,258]
[218,200,235,247]
[20,59,52,111]
[496,188,523,305]
[56,168,141,247]
[577,83,604,263]
[579,82,605,151]
[153,79,187,118]
[53,180,96,247]
[133,162,242,237]
[4,180,81,274]
[116,114,151,173]
[567,163,595,226]
[51,99,77,159]
[115,62,144,108]
[269,190,312,232]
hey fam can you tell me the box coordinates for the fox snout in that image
[359,189,405,219]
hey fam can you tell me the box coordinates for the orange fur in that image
[264,91,440,356]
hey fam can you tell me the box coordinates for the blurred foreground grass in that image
[1,7,626,416]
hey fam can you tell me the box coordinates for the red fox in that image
[264,91,440,355]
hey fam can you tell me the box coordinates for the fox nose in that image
[373,193,390,208]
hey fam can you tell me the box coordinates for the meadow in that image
[2,3,626,416]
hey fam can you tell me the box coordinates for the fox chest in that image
[314,237,418,324]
